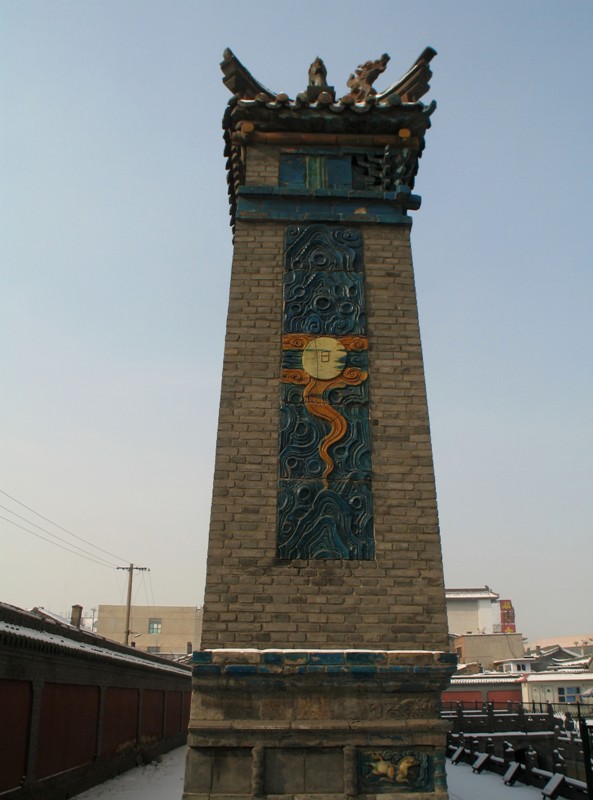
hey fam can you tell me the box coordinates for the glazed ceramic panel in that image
[358,750,434,794]
[278,224,374,559]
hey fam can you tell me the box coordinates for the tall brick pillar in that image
[184,49,455,799]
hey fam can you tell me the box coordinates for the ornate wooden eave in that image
[221,48,438,230]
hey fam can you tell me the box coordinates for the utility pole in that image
[117,563,148,645]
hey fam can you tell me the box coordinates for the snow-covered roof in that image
[530,634,593,650]
[523,671,593,683]
[445,588,500,601]
[450,674,522,685]
[0,620,189,676]
[554,656,592,668]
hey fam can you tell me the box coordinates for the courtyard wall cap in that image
[0,620,190,676]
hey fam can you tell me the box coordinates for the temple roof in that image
[221,47,437,105]
[220,49,438,231]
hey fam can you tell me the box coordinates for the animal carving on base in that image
[396,755,418,783]
[369,753,418,784]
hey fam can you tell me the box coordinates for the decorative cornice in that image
[221,49,437,231]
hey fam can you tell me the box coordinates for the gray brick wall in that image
[201,214,448,651]
[244,144,280,185]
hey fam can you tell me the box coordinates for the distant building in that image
[526,634,593,657]
[445,587,501,636]
[96,605,202,658]
[451,632,525,670]
[444,587,523,670]
[519,665,593,707]
[493,657,534,674]
[443,672,523,707]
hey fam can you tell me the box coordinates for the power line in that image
[0,514,117,569]
[148,569,157,610]
[0,503,119,568]
[0,488,131,563]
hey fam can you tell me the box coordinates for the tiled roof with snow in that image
[0,611,189,677]
[445,588,500,601]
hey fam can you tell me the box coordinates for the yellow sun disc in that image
[302,336,347,380]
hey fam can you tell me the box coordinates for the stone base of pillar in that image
[184,649,455,799]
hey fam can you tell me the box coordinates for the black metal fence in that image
[442,699,593,718]
[444,701,593,799]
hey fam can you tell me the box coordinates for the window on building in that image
[148,618,162,634]
[147,646,160,653]
[558,686,580,703]
[279,153,358,191]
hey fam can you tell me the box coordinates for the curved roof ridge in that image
[221,48,277,100]
[375,47,437,103]
[221,47,437,105]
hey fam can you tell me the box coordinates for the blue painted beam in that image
[236,187,418,225]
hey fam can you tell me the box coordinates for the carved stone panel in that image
[358,750,435,794]
[277,224,374,560]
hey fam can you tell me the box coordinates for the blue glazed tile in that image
[224,664,258,675]
[192,665,221,676]
[326,665,350,674]
[438,652,458,665]
[192,651,213,664]
[346,652,385,665]
[262,652,283,664]
[277,480,374,560]
[283,652,309,664]
[309,652,345,666]
[349,665,377,675]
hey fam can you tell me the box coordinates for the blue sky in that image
[1,1,592,641]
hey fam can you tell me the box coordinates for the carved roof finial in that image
[305,56,335,103]
[308,57,328,88]
[341,53,390,102]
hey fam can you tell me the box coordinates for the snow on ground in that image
[447,761,542,799]
[73,747,185,799]
[73,746,543,799]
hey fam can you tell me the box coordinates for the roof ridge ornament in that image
[341,53,390,103]
[221,47,437,104]
[306,57,335,103]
